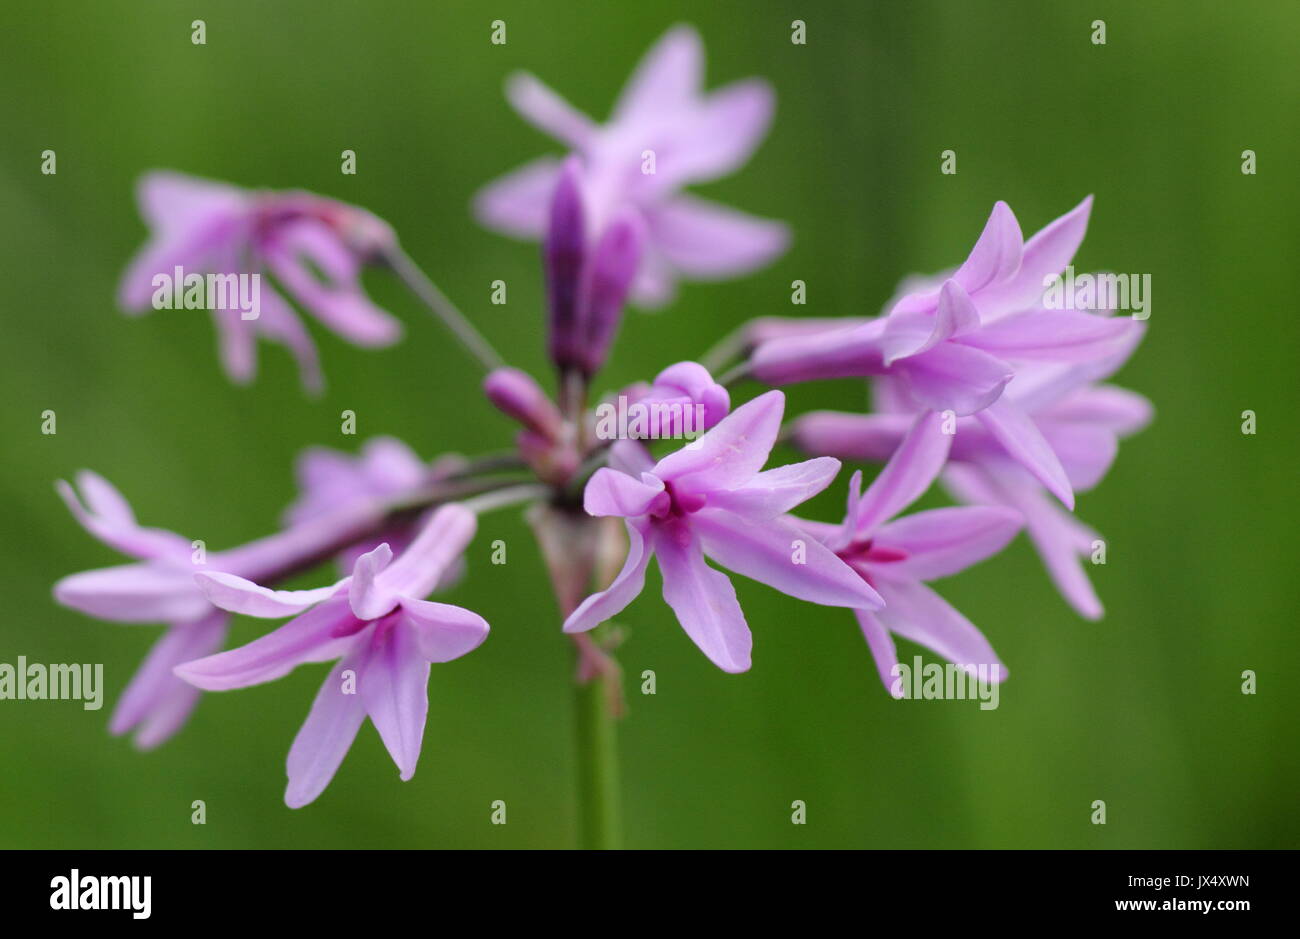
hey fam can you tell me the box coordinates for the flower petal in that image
[654,524,752,673]
[563,520,654,633]
[703,457,842,518]
[873,577,1006,678]
[960,309,1135,362]
[613,24,703,123]
[583,467,667,518]
[397,598,490,662]
[174,595,360,691]
[853,411,953,536]
[854,610,903,698]
[285,652,370,808]
[871,506,1021,581]
[369,505,477,612]
[693,508,883,610]
[54,563,210,624]
[652,389,784,491]
[360,621,431,782]
[894,342,1013,416]
[974,397,1074,509]
[472,156,563,239]
[977,195,1092,317]
[196,570,343,618]
[647,195,789,277]
[504,71,595,148]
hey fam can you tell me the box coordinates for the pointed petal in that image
[654,525,752,673]
[873,577,1006,678]
[895,342,1013,416]
[472,156,563,239]
[853,411,953,536]
[196,570,342,618]
[975,398,1074,508]
[881,280,982,365]
[174,595,359,691]
[583,467,667,518]
[647,195,788,277]
[961,309,1135,362]
[368,504,477,612]
[704,457,842,518]
[505,71,595,147]
[360,622,431,781]
[608,439,655,476]
[1038,422,1118,491]
[694,509,882,609]
[652,390,784,490]
[347,542,396,621]
[563,520,654,633]
[53,563,209,624]
[613,24,704,122]
[285,653,370,808]
[978,195,1092,316]
[664,79,775,185]
[952,201,1023,295]
[57,474,191,561]
[397,598,490,662]
[872,506,1021,580]
[854,610,903,697]
[110,612,229,748]
[1042,384,1153,436]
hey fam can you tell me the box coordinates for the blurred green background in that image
[1,0,1296,849]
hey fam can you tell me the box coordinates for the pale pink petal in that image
[853,411,953,536]
[871,506,1021,581]
[505,71,595,147]
[854,610,903,697]
[613,24,704,123]
[654,525,752,673]
[960,309,1134,362]
[647,195,789,278]
[652,390,784,491]
[397,598,490,662]
[975,397,1074,508]
[347,543,397,621]
[195,570,343,618]
[1041,385,1153,436]
[285,653,370,808]
[54,564,210,624]
[789,412,912,463]
[583,467,667,518]
[369,505,477,610]
[977,195,1092,317]
[894,342,1013,416]
[57,475,191,562]
[174,595,360,691]
[608,439,656,476]
[564,520,654,634]
[472,156,563,239]
[704,457,842,518]
[360,621,431,781]
[1038,422,1118,491]
[665,79,775,184]
[110,611,229,749]
[872,577,1006,678]
[693,508,883,610]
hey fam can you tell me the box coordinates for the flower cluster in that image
[53,24,1148,808]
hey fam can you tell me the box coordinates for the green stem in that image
[574,660,622,850]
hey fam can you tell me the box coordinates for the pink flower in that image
[176,505,489,808]
[791,324,1152,619]
[565,391,882,672]
[474,24,789,308]
[788,413,1020,694]
[119,171,403,392]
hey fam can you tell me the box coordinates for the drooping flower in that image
[791,323,1151,619]
[475,24,789,308]
[283,436,464,571]
[788,412,1020,694]
[750,199,1140,508]
[175,505,489,808]
[52,460,413,746]
[119,171,404,392]
[565,391,882,673]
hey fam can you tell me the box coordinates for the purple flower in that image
[603,361,731,440]
[176,505,489,808]
[284,436,463,571]
[52,463,409,746]
[544,159,644,377]
[564,391,882,672]
[791,323,1152,619]
[475,24,789,308]
[119,171,404,392]
[788,413,1020,694]
[751,199,1140,508]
